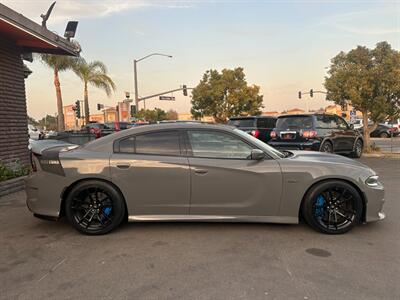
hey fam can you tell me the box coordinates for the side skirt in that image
[128,215,298,224]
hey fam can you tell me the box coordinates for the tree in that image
[73,59,116,124]
[324,42,400,149]
[40,54,78,131]
[37,114,58,131]
[27,116,38,125]
[166,109,179,120]
[191,67,263,123]
[135,108,167,123]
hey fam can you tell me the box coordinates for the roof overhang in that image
[0,3,79,56]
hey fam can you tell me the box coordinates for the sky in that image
[2,0,400,120]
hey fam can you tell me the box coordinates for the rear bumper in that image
[268,140,321,151]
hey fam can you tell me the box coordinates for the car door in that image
[110,130,190,216]
[185,129,282,217]
[335,116,355,151]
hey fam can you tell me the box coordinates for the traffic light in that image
[310,89,314,97]
[130,105,137,116]
[298,91,302,99]
[75,100,81,118]
[182,85,187,96]
[97,103,104,110]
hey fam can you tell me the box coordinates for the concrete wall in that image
[0,36,29,167]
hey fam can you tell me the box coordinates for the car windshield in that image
[228,118,255,128]
[233,128,285,158]
[276,116,313,129]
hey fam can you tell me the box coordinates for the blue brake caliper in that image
[103,207,112,217]
[314,195,325,219]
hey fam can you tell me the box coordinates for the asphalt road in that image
[371,137,400,153]
[1,158,399,300]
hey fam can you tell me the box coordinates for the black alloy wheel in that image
[302,181,363,234]
[65,180,126,235]
[320,141,333,153]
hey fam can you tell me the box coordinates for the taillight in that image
[270,131,277,138]
[302,130,318,138]
[251,130,260,138]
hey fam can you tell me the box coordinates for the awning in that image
[0,3,79,56]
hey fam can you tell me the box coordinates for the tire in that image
[65,180,126,235]
[320,141,333,153]
[301,180,363,234]
[380,132,389,138]
[351,139,363,158]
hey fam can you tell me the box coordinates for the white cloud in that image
[323,5,400,36]
[1,0,194,25]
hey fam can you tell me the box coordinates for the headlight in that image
[365,175,380,187]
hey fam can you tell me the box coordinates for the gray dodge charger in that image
[26,123,385,235]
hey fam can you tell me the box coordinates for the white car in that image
[28,124,42,140]
[384,119,400,130]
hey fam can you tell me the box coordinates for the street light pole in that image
[133,59,139,112]
[133,53,172,112]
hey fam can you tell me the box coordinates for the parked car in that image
[26,123,384,235]
[81,123,115,138]
[28,124,43,140]
[268,113,363,158]
[351,118,364,130]
[227,116,277,143]
[369,124,399,138]
[383,118,400,131]
[105,122,134,131]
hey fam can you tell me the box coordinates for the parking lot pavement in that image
[0,158,399,300]
[371,137,400,153]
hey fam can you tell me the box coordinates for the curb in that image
[363,153,400,159]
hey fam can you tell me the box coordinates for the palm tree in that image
[40,54,77,131]
[73,59,116,124]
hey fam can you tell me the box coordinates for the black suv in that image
[227,116,277,143]
[268,113,363,158]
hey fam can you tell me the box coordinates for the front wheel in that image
[380,132,389,138]
[351,139,363,158]
[302,181,363,234]
[65,180,126,235]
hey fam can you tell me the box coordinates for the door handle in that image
[116,163,130,169]
[194,168,208,174]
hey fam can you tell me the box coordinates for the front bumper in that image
[363,184,385,223]
[268,140,321,151]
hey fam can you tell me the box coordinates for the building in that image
[285,108,306,115]
[89,108,118,124]
[262,111,279,117]
[0,4,78,168]
[64,105,78,130]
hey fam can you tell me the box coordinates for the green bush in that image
[0,161,30,182]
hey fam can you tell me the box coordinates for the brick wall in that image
[0,36,29,167]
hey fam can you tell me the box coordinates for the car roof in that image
[277,113,335,118]
[229,116,276,120]
[83,122,235,152]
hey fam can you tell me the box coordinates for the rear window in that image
[256,118,276,128]
[276,116,313,129]
[228,118,255,128]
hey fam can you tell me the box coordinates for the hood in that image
[287,150,372,171]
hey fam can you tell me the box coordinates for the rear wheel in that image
[320,141,333,153]
[380,132,389,138]
[302,181,363,234]
[65,180,126,235]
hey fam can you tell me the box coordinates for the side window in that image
[316,115,337,129]
[187,130,253,159]
[337,117,348,129]
[135,131,180,156]
[118,136,134,153]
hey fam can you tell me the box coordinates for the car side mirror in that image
[349,124,354,129]
[251,149,265,160]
